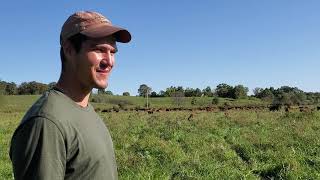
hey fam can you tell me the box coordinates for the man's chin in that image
[95,82,108,89]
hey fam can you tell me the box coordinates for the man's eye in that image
[94,48,103,53]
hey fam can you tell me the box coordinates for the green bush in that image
[191,97,197,106]
[212,97,219,105]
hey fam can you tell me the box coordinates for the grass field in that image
[1,95,320,179]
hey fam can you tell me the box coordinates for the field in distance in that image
[0,95,319,179]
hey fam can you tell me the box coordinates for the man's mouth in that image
[97,69,108,73]
[96,67,112,74]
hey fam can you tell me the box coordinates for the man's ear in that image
[63,40,75,61]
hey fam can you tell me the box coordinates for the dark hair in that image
[60,33,88,71]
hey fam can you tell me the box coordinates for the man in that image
[9,11,131,180]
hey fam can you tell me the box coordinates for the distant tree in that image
[37,82,48,94]
[48,82,56,90]
[274,92,293,106]
[215,83,233,98]
[279,86,297,93]
[185,88,195,97]
[263,86,308,106]
[97,89,105,94]
[305,92,320,105]
[164,86,179,97]
[150,91,158,97]
[17,82,28,95]
[184,87,202,97]
[158,90,166,97]
[254,87,274,102]
[123,92,130,96]
[17,81,48,95]
[105,90,113,95]
[202,86,214,97]
[97,89,113,95]
[282,87,304,104]
[0,81,17,95]
[194,88,202,97]
[4,81,17,95]
[138,84,152,97]
[291,91,306,105]
[171,91,185,106]
[253,87,262,97]
[231,85,249,99]
[0,81,6,95]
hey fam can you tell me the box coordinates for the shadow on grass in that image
[253,163,289,179]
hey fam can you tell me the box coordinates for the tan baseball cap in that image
[60,11,131,45]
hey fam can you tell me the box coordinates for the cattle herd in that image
[96,104,320,114]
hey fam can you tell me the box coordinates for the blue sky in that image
[1,1,319,95]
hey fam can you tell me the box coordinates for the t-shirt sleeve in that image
[10,117,66,180]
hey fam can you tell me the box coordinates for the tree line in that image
[138,83,249,99]
[0,81,56,95]
[138,84,320,106]
[1,80,319,106]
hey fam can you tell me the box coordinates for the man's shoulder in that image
[21,89,75,125]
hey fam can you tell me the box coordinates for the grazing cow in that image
[299,106,304,112]
[102,108,112,113]
[269,104,282,111]
[284,105,291,112]
[299,106,313,113]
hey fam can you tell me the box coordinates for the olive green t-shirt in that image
[9,89,118,180]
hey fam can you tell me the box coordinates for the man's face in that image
[72,36,117,90]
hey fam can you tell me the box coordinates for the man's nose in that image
[101,51,114,66]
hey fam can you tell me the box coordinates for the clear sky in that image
[1,0,319,95]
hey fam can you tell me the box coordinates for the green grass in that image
[1,95,320,179]
[0,112,24,179]
[0,95,39,113]
[103,111,320,179]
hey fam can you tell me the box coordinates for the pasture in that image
[0,95,320,179]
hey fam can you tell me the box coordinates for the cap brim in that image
[81,24,131,43]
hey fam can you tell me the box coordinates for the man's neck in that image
[55,76,91,108]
